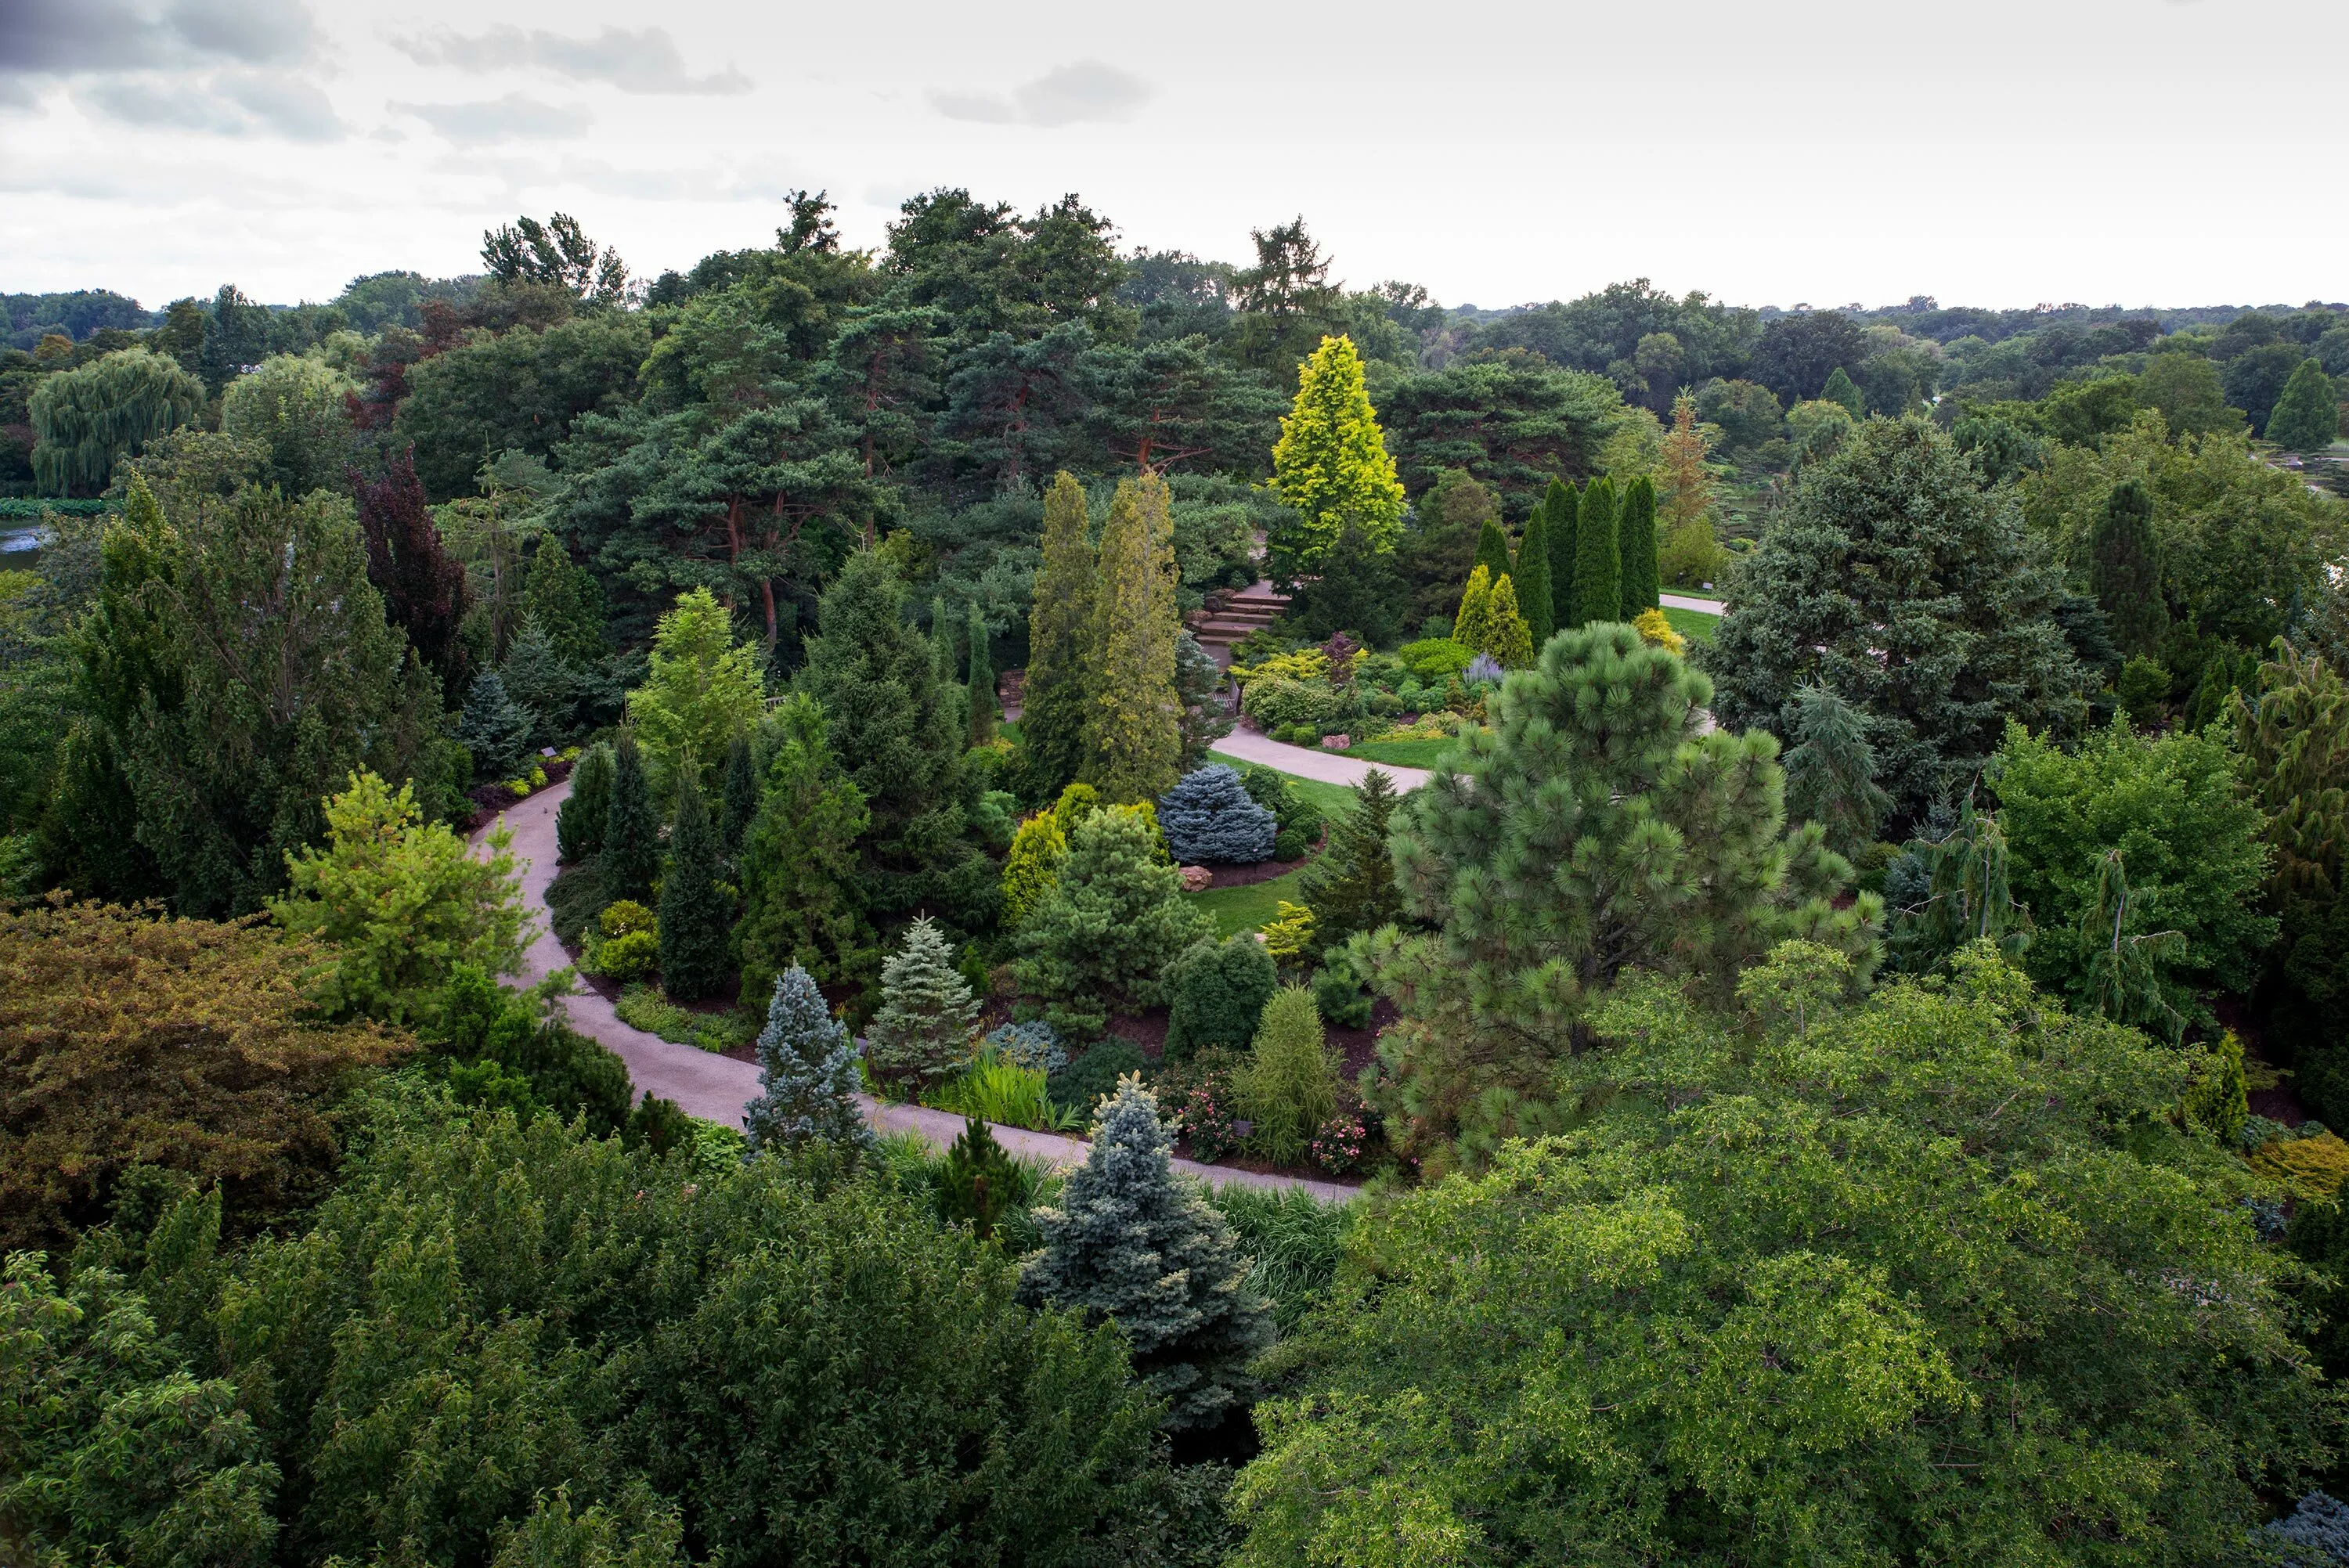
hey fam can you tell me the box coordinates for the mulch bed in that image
[1198,848,1316,889]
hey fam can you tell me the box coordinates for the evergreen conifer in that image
[1782,683,1893,860]
[1298,766,1405,954]
[930,593,967,740]
[737,694,872,997]
[1240,985,1337,1166]
[1163,935,1279,1061]
[1473,517,1514,588]
[1821,366,1866,418]
[1889,797,2032,975]
[523,535,607,666]
[1156,765,1277,865]
[938,1116,1019,1239]
[458,671,535,780]
[2268,357,2341,452]
[1016,809,1212,1035]
[1174,630,1232,769]
[499,613,575,748]
[1618,474,1661,619]
[556,741,613,863]
[1454,564,1496,652]
[1016,1077,1274,1429]
[1087,472,1184,803]
[1571,477,1621,627]
[1484,575,1535,667]
[2091,478,2168,659]
[863,916,982,1090]
[1268,334,1406,578]
[1514,496,1555,648]
[1291,517,1402,646]
[743,964,876,1159]
[719,733,760,863]
[1550,479,1580,625]
[1023,472,1100,795]
[657,771,731,1001]
[1000,811,1069,928]
[965,599,997,744]
[601,731,661,907]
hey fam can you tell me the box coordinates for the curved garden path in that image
[1207,731,1432,791]
[475,780,1355,1202]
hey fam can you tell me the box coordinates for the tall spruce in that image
[556,741,613,863]
[1297,766,1405,953]
[1016,1077,1274,1429]
[965,599,997,744]
[1571,476,1622,627]
[1782,683,1893,860]
[742,964,876,1159]
[457,670,534,780]
[1087,471,1184,803]
[657,770,731,1000]
[1024,471,1099,795]
[601,730,661,906]
[719,733,760,863]
[1514,492,1556,649]
[1473,517,1514,589]
[737,694,872,997]
[1618,474,1661,619]
[862,916,982,1090]
[2091,478,2168,659]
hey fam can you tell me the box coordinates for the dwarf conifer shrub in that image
[1239,984,1339,1166]
[1164,935,1278,1062]
[1157,766,1278,864]
[864,917,981,1090]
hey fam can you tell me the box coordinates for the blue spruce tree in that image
[743,964,875,1159]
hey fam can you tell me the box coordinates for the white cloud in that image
[73,67,347,142]
[389,92,592,143]
[392,25,751,95]
[928,59,1151,128]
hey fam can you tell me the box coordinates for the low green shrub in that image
[544,856,604,947]
[1242,676,1343,732]
[1165,936,1276,1062]
[596,928,659,982]
[1047,1038,1146,1119]
[1239,985,1338,1166]
[613,983,753,1053]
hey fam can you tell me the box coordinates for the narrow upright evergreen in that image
[555,741,613,863]
[1514,493,1555,649]
[1821,366,1866,418]
[1550,478,1579,625]
[964,599,997,744]
[1016,1077,1275,1429]
[1453,564,1495,652]
[1087,472,1184,803]
[2091,478,2167,659]
[1571,476,1621,627]
[601,731,661,906]
[658,771,731,1000]
[743,964,876,1159]
[1297,766,1405,953]
[1023,471,1100,795]
[1472,517,1514,589]
[458,671,534,780]
[1484,575,1535,667]
[1617,474,1661,619]
[719,733,760,863]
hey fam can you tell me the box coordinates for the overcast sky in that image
[2,0,2341,315]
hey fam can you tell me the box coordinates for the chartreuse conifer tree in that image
[657,770,731,1001]
[863,916,981,1090]
[1268,334,1405,577]
[743,963,876,1159]
[1240,984,1337,1166]
[1018,1076,1273,1429]
[2091,478,2167,660]
[1483,576,1535,668]
[601,731,661,906]
[1571,476,1621,627]
[556,741,613,863]
[1514,495,1555,648]
[1617,474,1661,619]
[1000,811,1069,927]
[1453,564,1496,652]
[1023,471,1099,795]
[2268,356,2341,452]
[1087,472,1184,803]
[965,599,997,744]
[1373,622,1876,1169]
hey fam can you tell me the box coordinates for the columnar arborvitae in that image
[1514,494,1555,649]
[1023,471,1099,795]
[1617,474,1661,619]
[719,733,760,863]
[965,599,997,744]
[658,770,731,1000]
[1484,575,1535,668]
[743,964,876,1159]
[1473,517,1514,589]
[1571,477,1621,627]
[1016,1077,1274,1429]
[556,741,614,863]
[601,731,661,906]
[1550,479,1579,625]
[1087,472,1184,803]
[2091,478,2168,660]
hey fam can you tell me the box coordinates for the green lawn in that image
[1185,865,1311,938]
[1338,736,1457,770]
[1663,605,1720,643]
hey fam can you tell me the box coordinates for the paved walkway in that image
[1661,592,1726,615]
[1210,730,1433,791]
[476,780,1354,1202]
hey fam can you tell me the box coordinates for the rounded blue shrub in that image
[1156,765,1278,865]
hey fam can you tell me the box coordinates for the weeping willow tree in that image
[30,348,206,496]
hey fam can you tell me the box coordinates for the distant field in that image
[1664,606,1720,643]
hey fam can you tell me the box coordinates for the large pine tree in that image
[601,730,661,907]
[657,770,731,1000]
[1570,476,1621,627]
[2090,478,2168,659]
[1017,1077,1273,1430]
[1023,471,1099,796]
[743,964,876,1159]
[1087,472,1184,803]
[1267,334,1405,580]
[1617,474,1661,619]
[1514,492,1555,649]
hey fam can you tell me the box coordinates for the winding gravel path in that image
[475,780,1355,1201]
[1208,731,1433,790]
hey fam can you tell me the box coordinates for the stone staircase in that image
[1189,582,1291,661]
